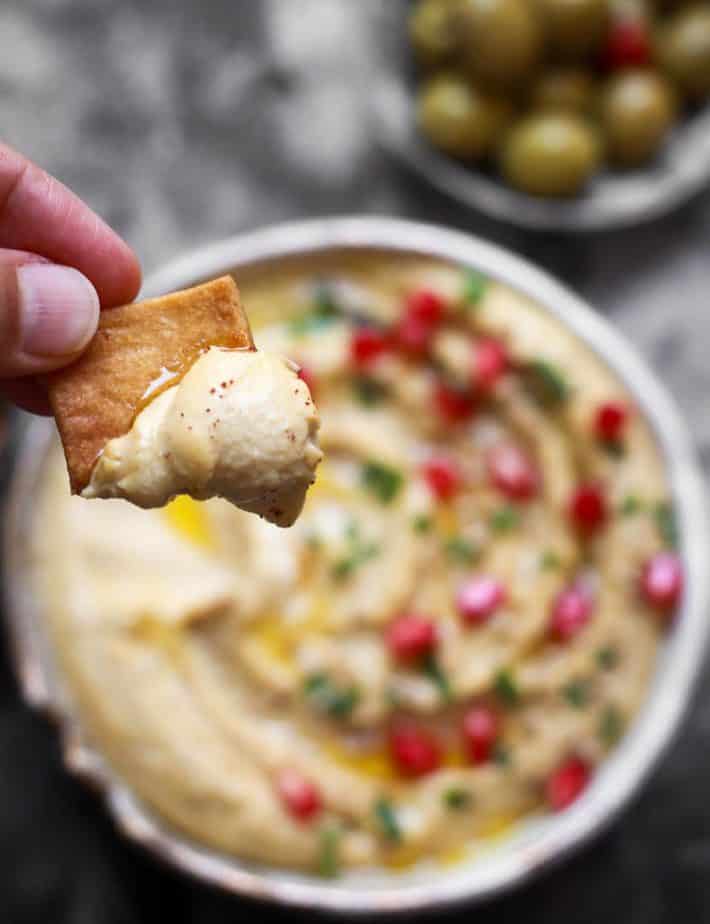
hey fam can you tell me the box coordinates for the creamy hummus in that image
[33,254,679,876]
[82,348,322,527]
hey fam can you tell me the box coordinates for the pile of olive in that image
[410,0,710,197]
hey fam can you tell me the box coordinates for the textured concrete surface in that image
[2,1,710,922]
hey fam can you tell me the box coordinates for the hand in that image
[0,144,141,414]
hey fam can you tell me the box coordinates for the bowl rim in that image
[5,216,709,914]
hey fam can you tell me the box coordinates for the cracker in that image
[46,275,254,494]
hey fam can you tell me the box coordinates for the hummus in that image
[33,254,679,876]
[82,348,322,527]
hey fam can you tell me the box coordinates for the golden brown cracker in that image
[46,275,254,494]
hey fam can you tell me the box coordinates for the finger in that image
[0,378,51,415]
[0,260,99,378]
[0,144,141,307]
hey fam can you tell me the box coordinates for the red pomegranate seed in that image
[473,338,509,391]
[462,704,500,764]
[386,613,438,661]
[404,288,447,325]
[549,582,594,642]
[546,757,591,811]
[434,382,477,424]
[640,552,683,612]
[594,401,629,444]
[487,444,540,501]
[389,725,442,778]
[422,456,461,501]
[276,768,322,822]
[602,19,652,69]
[569,483,608,534]
[457,576,507,625]
[394,315,436,356]
[297,364,316,395]
[350,327,390,367]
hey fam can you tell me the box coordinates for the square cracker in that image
[46,275,254,494]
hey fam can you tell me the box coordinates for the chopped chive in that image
[562,679,590,709]
[361,461,404,505]
[540,549,562,571]
[444,536,480,565]
[596,646,619,671]
[654,501,678,549]
[599,705,624,745]
[443,787,472,810]
[619,495,643,516]
[353,376,388,407]
[422,652,453,702]
[525,359,570,406]
[492,743,512,767]
[412,514,434,534]
[317,827,340,878]
[374,798,402,843]
[601,439,625,459]
[462,269,488,306]
[304,673,360,718]
[489,505,520,532]
[289,281,340,335]
[494,669,520,707]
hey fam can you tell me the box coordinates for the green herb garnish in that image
[492,743,512,767]
[562,679,590,709]
[494,669,520,707]
[317,827,341,878]
[304,673,360,719]
[620,495,643,516]
[525,359,570,406]
[289,284,340,335]
[443,787,472,810]
[412,514,433,534]
[596,646,619,671]
[422,653,453,702]
[540,549,562,571]
[353,376,388,407]
[599,705,624,745]
[444,536,480,565]
[331,520,380,581]
[361,461,404,505]
[462,269,488,306]
[601,439,625,459]
[654,501,678,549]
[490,506,520,532]
[374,798,402,843]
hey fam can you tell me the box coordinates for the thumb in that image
[0,260,99,378]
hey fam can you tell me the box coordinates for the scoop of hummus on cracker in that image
[45,276,322,527]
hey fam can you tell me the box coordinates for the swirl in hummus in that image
[33,254,682,877]
[82,349,322,528]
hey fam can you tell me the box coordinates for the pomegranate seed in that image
[297,364,316,395]
[546,757,591,811]
[549,582,594,642]
[389,724,442,778]
[386,613,438,661]
[457,576,506,625]
[602,19,652,70]
[640,552,683,612]
[594,401,628,444]
[487,444,539,501]
[276,768,322,822]
[422,456,461,501]
[462,704,500,764]
[394,315,436,356]
[434,382,477,424]
[569,483,608,534]
[350,327,390,367]
[404,288,447,325]
[473,338,509,391]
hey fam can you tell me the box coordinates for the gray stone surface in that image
[1,1,710,921]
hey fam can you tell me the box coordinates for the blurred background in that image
[3,0,710,921]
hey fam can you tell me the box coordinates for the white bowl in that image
[5,217,709,913]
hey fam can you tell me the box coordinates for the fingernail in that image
[17,264,99,357]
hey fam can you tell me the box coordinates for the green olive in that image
[499,113,601,196]
[531,70,597,114]
[600,70,676,165]
[658,6,710,99]
[409,0,459,68]
[536,0,611,59]
[455,0,543,88]
[418,74,512,159]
